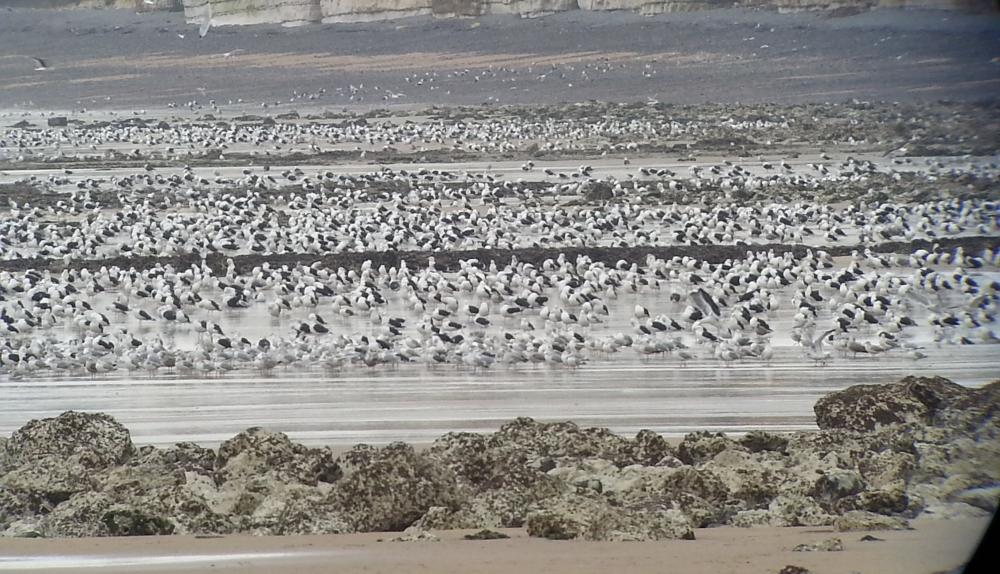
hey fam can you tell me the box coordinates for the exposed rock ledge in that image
[1,376,997,540]
[174,0,995,27]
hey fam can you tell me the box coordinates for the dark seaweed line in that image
[1,236,997,275]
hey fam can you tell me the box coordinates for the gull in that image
[27,57,49,71]
[690,288,720,317]
[808,328,837,354]
[806,350,832,365]
[677,350,695,365]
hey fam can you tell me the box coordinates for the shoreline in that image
[0,517,990,574]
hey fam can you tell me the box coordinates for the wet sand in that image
[0,517,988,574]
[0,8,998,109]
[4,350,998,448]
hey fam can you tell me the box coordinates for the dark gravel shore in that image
[0,235,996,275]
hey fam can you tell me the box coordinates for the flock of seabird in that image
[0,111,793,160]
[0,113,997,378]
[0,241,997,378]
[0,170,994,259]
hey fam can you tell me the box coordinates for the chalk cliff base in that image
[175,0,994,26]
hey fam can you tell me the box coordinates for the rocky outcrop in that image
[2,411,135,471]
[214,427,341,487]
[833,510,911,531]
[0,411,136,517]
[328,442,462,531]
[1,377,997,539]
[792,536,844,551]
[525,492,695,540]
[814,375,976,432]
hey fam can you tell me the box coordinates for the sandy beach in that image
[0,517,988,574]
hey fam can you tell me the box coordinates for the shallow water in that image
[2,346,996,447]
[0,551,338,571]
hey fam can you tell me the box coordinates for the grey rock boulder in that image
[134,443,216,476]
[491,418,640,464]
[246,483,350,535]
[214,427,341,487]
[0,456,99,507]
[3,411,135,470]
[134,483,233,535]
[948,484,1000,513]
[37,492,175,538]
[329,442,462,532]
[793,537,844,552]
[526,492,695,541]
[739,430,789,454]
[814,376,972,433]
[677,431,744,465]
[0,489,37,532]
[606,465,731,527]
[834,510,911,531]
[391,527,440,542]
